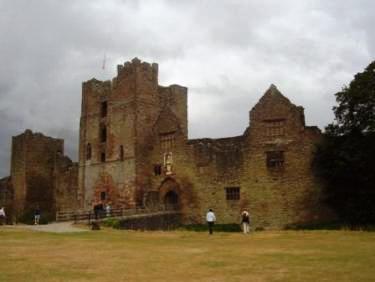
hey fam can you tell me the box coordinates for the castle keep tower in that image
[79,58,187,209]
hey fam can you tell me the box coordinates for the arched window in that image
[86,143,92,160]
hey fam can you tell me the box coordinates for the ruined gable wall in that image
[238,87,332,228]
[155,86,331,228]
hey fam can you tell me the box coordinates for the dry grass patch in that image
[1,227,375,281]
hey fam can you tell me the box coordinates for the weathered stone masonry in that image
[2,130,79,220]
[2,58,333,228]
[79,58,332,228]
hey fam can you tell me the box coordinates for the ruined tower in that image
[11,130,63,218]
[78,58,187,209]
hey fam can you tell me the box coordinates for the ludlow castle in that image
[0,58,333,228]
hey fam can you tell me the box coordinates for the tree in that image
[314,61,375,226]
[326,61,375,136]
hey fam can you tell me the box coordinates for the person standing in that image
[206,209,216,235]
[0,207,6,225]
[105,203,111,217]
[34,207,40,225]
[241,210,250,234]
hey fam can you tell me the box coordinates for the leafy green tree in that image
[314,61,375,226]
[326,61,375,136]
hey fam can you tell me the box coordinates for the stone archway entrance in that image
[159,178,180,211]
[164,190,179,210]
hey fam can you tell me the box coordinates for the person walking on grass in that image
[0,207,6,225]
[105,203,111,217]
[241,210,250,234]
[34,207,40,225]
[206,209,216,235]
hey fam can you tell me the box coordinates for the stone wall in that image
[79,58,188,211]
[77,59,333,229]
[9,130,79,219]
[117,212,181,231]
[0,176,13,222]
[144,82,333,228]
[2,58,334,229]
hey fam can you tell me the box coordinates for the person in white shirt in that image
[105,204,111,217]
[0,207,6,225]
[206,209,216,234]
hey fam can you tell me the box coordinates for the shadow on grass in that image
[101,218,375,232]
[284,221,375,231]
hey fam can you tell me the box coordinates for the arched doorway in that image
[159,178,181,211]
[164,190,179,210]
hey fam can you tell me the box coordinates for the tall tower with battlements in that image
[78,58,187,209]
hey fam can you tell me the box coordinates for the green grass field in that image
[1,227,375,282]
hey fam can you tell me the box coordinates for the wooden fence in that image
[56,206,170,224]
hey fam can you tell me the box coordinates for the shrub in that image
[102,218,120,229]
[17,210,53,225]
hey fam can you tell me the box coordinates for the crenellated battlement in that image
[116,57,158,83]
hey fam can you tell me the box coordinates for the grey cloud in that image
[0,0,374,176]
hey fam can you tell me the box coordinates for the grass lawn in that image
[1,227,375,282]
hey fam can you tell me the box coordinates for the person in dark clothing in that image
[94,204,103,220]
[241,210,250,234]
[34,207,40,225]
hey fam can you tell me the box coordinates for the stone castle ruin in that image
[0,58,332,228]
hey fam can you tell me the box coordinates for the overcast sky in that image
[0,0,374,177]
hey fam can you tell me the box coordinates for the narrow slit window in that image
[101,101,107,117]
[86,143,92,160]
[100,126,107,143]
[120,145,124,161]
[101,152,106,163]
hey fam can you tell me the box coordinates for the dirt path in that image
[5,222,89,233]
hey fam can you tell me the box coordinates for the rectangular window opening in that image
[266,151,284,168]
[263,119,286,137]
[154,164,162,176]
[225,187,240,201]
[101,152,106,163]
[160,132,175,152]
